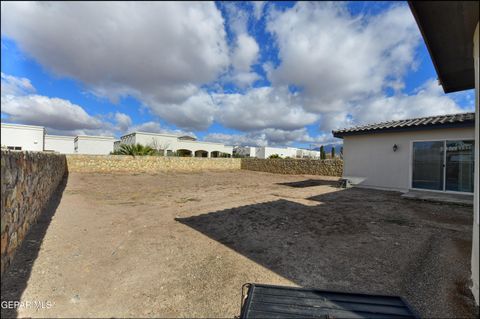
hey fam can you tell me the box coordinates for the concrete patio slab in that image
[402,190,474,206]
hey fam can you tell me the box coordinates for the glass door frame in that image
[409,138,474,195]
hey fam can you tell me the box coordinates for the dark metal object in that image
[332,112,475,138]
[240,283,419,319]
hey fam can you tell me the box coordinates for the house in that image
[409,1,478,304]
[117,131,233,157]
[333,112,475,193]
[234,145,321,159]
[254,146,297,159]
[44,135,75,154]
[0,122,116,155]
[296,148,321,159]
[74,135,115,155]
[233,146,257,157]
[0,123,45,151]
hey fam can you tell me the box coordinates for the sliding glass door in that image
[445,140,474,193]
[412,140,474,193]
[412,141,444,190]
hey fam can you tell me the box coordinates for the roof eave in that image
[332,121,475,138]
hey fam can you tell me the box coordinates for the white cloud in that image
[232,34,259,72]
[221,2,261,88]
[205,127,335,147]
[343,79,469,129]
[252,1,266,21]
[1,94,103,131]
[213,86,318,131]
[1,1,229,129]
[146,90,217,131]
[1,72,35,96]
[1,2,473,148]
[128,121,195,137]
[1,73,119,136]
[266,3,421,112]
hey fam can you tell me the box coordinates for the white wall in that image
[44,135,75,154]
[234,146,256,157]
[120,132,232,157]
[255,146,297,159]
[342,127,475,192]
[0,123,45,151]
[75,136,114,155]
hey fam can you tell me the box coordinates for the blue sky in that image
[1,1,474,148]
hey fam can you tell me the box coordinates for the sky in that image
[0,1,475,148]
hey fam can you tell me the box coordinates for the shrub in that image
[269,154,280,159]
[112,143,156,156]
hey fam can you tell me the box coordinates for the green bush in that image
[269,154,280,159]
[111,143,157,156]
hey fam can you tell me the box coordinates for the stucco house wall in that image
[342,127,475,192]
[74,136,115,155]
[44,135,75,154]
[0,123,45,151]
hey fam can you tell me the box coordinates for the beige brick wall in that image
[66,155,242,173]
[241,158,343,176]
[1,151,67,274]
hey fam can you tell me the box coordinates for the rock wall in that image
[1,151,67,274]
[66,155,242,173]
[241,158,343,176]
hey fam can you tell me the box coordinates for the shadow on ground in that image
[176,186,477,318]
[276,179,339,188]
[1,174,68,319]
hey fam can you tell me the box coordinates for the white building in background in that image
[1,123,45,151]
[44,135,75,154]
[0,122,114,154]
[300,149,322,159]
[234,145,321,159]
[74,135,115,155]
[254,146,296,159]
[233,146,257,157]
[117,131,233,157]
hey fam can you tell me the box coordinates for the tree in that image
[319,146,326,160]
[331,147,336,159]
[148,139,170,156]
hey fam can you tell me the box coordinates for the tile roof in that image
[332,112,475,138]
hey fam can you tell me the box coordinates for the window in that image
[7,146,22,151]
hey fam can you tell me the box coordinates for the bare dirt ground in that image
[1,171,477,318]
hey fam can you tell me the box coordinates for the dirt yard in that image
[1,171,477,318]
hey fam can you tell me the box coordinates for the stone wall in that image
[66,155,241,173]
[241,158,343,176]
[1,151,67,274]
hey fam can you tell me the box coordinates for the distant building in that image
[45,135,75,154]
[74,135,115,155]
[233,146,256,157]
[0,122,114,154]
[0,123,45,151]
[234,146,320,159]
[117,131,232,157]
